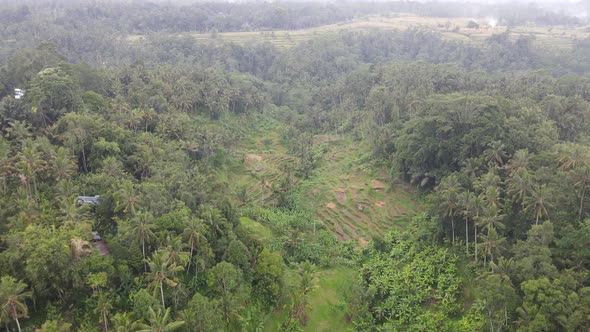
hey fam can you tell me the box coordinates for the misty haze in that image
[1,1,590,331]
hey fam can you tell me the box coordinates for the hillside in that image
[227,121,420,244]
[128,14,590,51]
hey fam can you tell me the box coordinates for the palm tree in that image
[462,158,481,179]
[100,156,125,179]
[164,236,189,270]
[524,184,553,225]
[437,174,463,244]
[0,276,32,332]
[182,217,207,278]
[478,207,505,267]
[507,168,533,208]
[200,207,226,238]
[93,292,113,332]
[459,191,477,254]
[472,194,484,262]
[112,312,140,332]
[556,143,590,220]
[483,186,501,210]
[136,307,184,332]
[130,211,156,272]
[13,140,46,200]
[5,121,32,145]
[482,257,515,325]
[146,250,183,309]
[483,141,507,168]
[115,182,142,216]
[35,320,72,332]
[489,257,514,283]
[50,147,76,183]
[476,170,501,191]
[572,165,590,220]
[480,226,506,269]
[505,149,530,175]
[556,142,588,171]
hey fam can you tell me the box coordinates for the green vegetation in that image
[1,0,590,331]
[239,217,273,243]
[296,135,419,242]
[304,267,355,332]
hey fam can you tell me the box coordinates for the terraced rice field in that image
[300,135,420,243]
[242,153,299,206]
[232,123,419,243]
[127,14,589,51]
[223,121,295,207]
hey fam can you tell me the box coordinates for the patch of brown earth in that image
[391,204,407,215]
[335,188,347,202]
[244,154,262,163]
[244,154,264,171]
[349,188,360,201]
[375,201,385,208]
[326,202,336,209]
[358,237,369,248]
[371,179,386,190]
[319,210,350,240]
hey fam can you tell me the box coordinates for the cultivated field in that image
[127,14,590,50]
[229,120,419,244]
[298,135,419,243]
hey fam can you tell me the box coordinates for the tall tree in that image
[136,307,184,332]
[524,184,553,225]
[115,182,142,216]
[129,210,156,271]
[0,276,32,332]
[459,191,477,254]
[437,174,463,244]
[182,217,207,278]
[504,149,530,175]
[146,250,183,309]
[507,168,533,208]
[483,141,507,168]
[571,165,590,220]
[12,139,46,200]
[93,292,114,332]
[112,312,140,332]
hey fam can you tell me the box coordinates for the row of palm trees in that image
[436,143,590,266]
[0,248,189,331]
[1,123,77,201]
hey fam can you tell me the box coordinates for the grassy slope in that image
[298,135,420,244]
[229,119,421,244]
[239,216,356,331]
[304,267,356,332]
[232,122,421,329]
[221,118,294,207]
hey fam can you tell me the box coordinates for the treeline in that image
[0,0,585,63]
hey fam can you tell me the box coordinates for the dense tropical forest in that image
[1,0,590,331]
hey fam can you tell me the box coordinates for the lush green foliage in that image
[1,1,590,331]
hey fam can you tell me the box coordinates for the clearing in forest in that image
[227,120,298,207]
[299,135,420,242]
[230,122,419,243]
